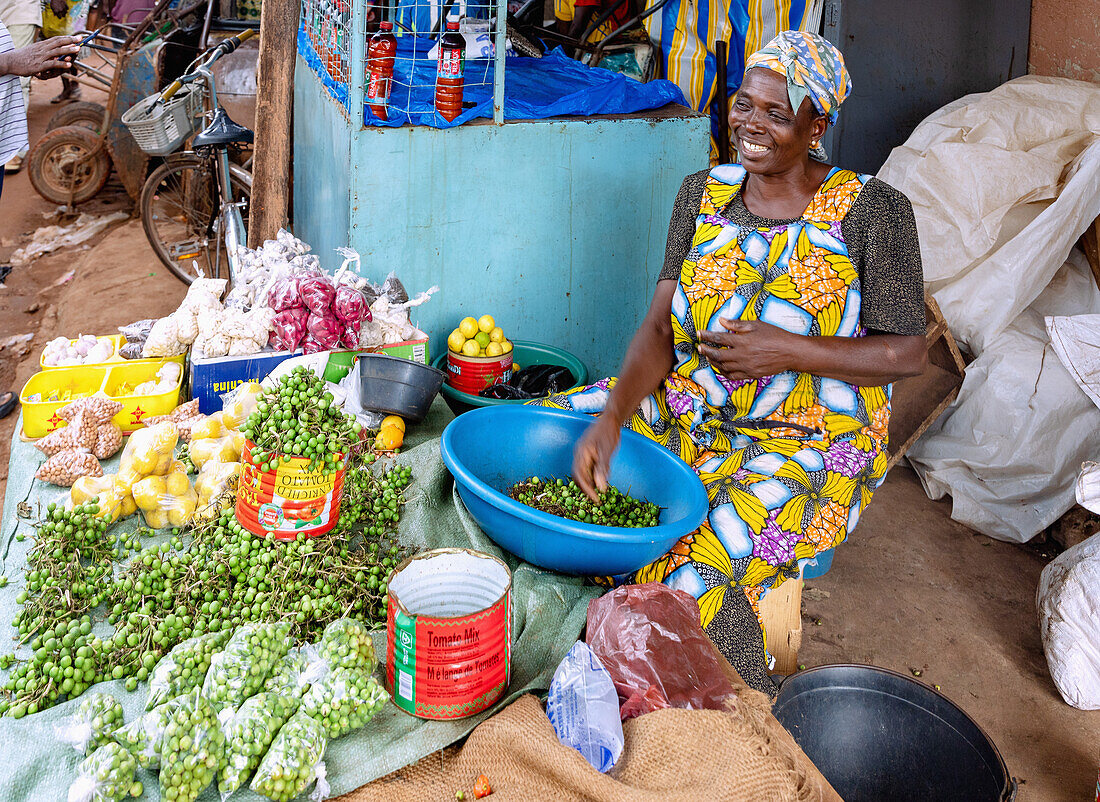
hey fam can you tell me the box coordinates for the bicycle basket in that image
[121,86,205,156]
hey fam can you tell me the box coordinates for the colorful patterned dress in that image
[536,163,900,684]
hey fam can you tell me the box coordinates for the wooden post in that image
[248,0,301,245]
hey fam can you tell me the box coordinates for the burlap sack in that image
[341,693,837,802]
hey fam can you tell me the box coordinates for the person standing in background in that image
[43,0,87,104]
[0,0,41,173]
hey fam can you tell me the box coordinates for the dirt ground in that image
[2,79,1099,802]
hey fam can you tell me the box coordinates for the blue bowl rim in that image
[440,405,708,546]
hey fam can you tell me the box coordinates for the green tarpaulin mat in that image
[0,399,602,800]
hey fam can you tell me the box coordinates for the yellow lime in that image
[500,339,513,353]
[447,329,466,353]
[459,317,479,339]
[485,342,503,357]
[478,315,495,333]
[381,415,406,433]
[489,326,504,343]
[474,331,491,348]
[461,339,480,357]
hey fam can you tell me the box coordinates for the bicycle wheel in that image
[139,153,252,285]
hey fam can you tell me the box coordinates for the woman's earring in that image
[810,139,820,148]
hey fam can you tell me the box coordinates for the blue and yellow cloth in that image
[744,30,850,123]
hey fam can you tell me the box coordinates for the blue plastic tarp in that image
[298,26,686,127]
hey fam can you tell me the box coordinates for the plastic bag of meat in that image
[586,583,739,719]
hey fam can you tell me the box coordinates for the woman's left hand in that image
[697,318,798,380]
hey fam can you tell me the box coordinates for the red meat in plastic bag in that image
[299,275,337,315]
[333,284,371,324]
[586,583,739,719]
[270,308,309,350]
[340,319,361,349]
[306,311,342,350]
[266,277,304,311]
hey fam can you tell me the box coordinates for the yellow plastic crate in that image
[20,366,109,438]
[104,362,184,433]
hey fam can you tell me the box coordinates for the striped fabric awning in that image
[645,0,823,159]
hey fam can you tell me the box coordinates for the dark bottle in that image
[435,20,465,122]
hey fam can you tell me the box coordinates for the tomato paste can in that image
[446,351,513,395]
[386,548,512,719]
[234,440,346,539]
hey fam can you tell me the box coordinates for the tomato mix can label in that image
[235,440,345,539]
[386,549,512,719]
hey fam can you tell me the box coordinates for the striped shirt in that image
[0,21,28,164]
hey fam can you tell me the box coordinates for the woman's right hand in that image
[573,415,622,502]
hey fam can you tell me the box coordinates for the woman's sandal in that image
[0,391,16,419]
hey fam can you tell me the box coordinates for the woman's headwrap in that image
[744,31,851,126]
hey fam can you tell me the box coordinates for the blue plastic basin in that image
[440,405,709,575]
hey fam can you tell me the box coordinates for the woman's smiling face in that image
[729,67,827,174]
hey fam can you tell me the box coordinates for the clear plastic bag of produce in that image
[218,691,299,799]
[116,421,178,490]
[264,644,330,699]
[333,285,369,324]
[267,276,304,312]
[306,312,343,350]
[271,307,310,351]
[202,621,293,713]
[35,409,97,455]
[250,711,329,802]
[586,583,739,719]
[340,321,360,349]
[69,474,127,523]
[545,641,624,773]
[131,461,197,529]
[300,334,326,355]
[93,423,123,460]
[299,275,336,316]
[42,335,114,367]
[118,318,156,347]
[113,696,184,769]
[67,742,137,802]
[300,666,389,739]
[146,630,232,710]
[56,692,124,755]
[189,431,245,471]
[221,381,264,429]
[318,618,376,672]
[159,689,227,802]
[36,447,103,486]
[58,396,123,425]
[193,459,241,521]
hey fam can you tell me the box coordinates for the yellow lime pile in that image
[447,315,513,358]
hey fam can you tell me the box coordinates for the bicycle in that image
[124,29,256,285]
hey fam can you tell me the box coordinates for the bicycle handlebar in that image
[159,29,257,103]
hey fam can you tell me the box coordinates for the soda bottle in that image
[366,21,397,120]
[435,19,465,122]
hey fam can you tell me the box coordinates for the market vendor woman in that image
[538,31,927,691]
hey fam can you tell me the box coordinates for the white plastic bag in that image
[545,641,624,773]
[1037,532,1100,709]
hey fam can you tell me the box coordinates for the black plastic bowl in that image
[773,664,1016,802]
[355,353,446,423]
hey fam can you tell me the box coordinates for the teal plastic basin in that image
[433,340,590,416]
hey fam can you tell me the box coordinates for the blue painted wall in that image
[294,60,710,376]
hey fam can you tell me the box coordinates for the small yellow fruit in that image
[478,349,487,357]
[474,331,491,348]
[381,415,405,433]
[459,317,479,339]
[501,339,513,353]
[485,342,503,357]
[447,329,466,353]
[478,315,495,333]
[489,326,504,343]
[376,425,404,451]
[461,339,480,357]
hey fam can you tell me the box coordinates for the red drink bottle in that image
[366,21,397,120]
[435,20,465,122]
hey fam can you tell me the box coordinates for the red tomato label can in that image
[386,548,512,719]
[446,351,513,395]
[235,440,345,539]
